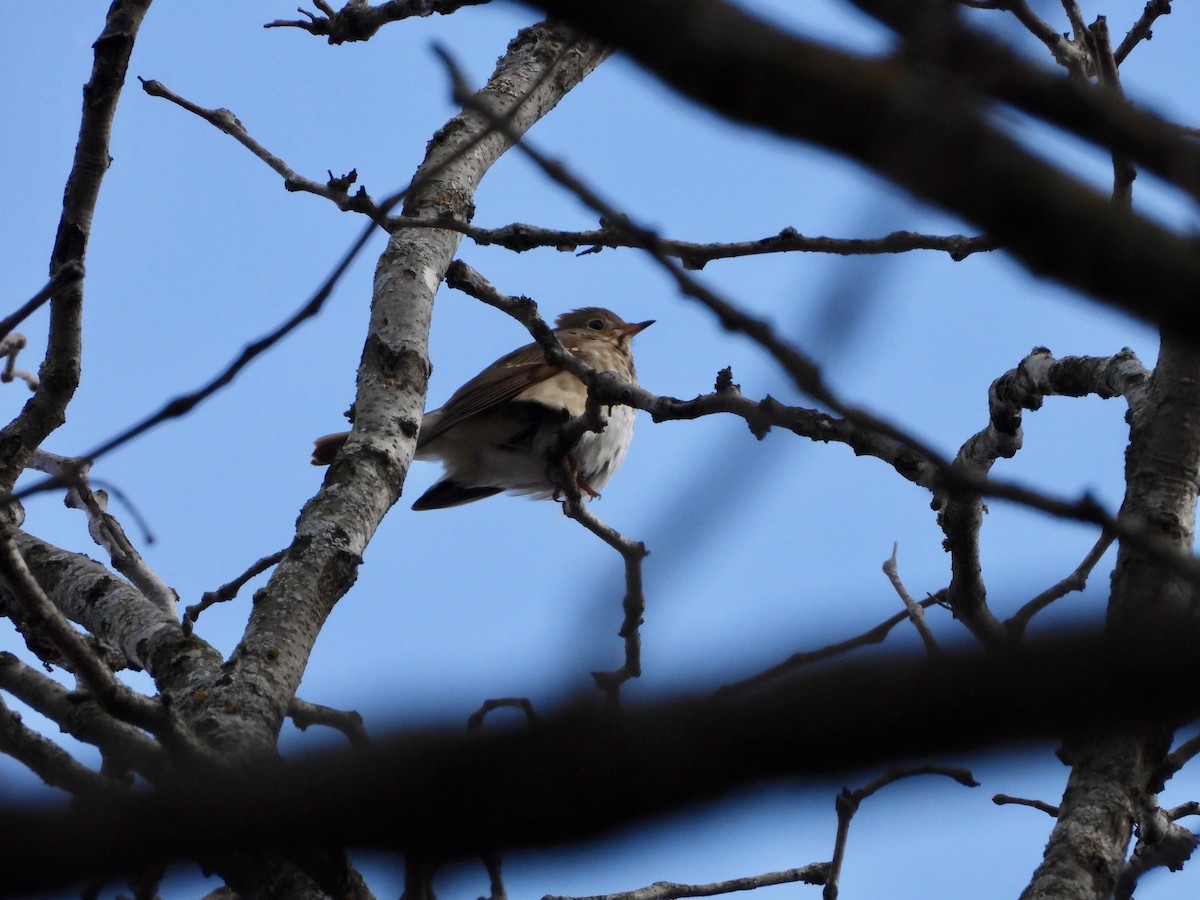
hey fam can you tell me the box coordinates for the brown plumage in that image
[311,308,653,510]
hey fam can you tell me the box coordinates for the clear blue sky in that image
[2,2,1198,897]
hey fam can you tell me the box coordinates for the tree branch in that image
[519,0,1200,340]
[190,22,606,762]
[140,77,387,221]
[391,216,995,265]
[0,0,153,495]
[6,630,1182,898]
[825,766,978,900]
[544,865,830,900]
[0,651,168,782]
[265,0,491,44]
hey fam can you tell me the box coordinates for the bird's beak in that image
[619,319,655,337]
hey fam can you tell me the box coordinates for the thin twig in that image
[1006,531,1115,640]
[139,78,386,222]
[993,793,1060,816]
[714,593,947,698]
[555,457,649,707]
[1114,0,1173,64]
[0,262,84,342]
[0,333,37,391]
[391,215,994,264]
[543,865,831,900]
[882,543,939,657]
[825,766,978,900]
[287,696,369,749]
[27,451,176,615]
[184,548,287,633]
[467,698,541,730]
[938,348,1148,646]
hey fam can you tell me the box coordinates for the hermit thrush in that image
[311,308,653,510]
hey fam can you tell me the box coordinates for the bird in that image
[311,307,653,510]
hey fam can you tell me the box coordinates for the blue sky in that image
[3,1,1199,898]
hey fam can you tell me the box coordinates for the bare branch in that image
[27,451,177,615]
[825,766,978,900]
[0,261,84,342]
[523,0,1200,337]
[0,693,120,796]
[543,865,830,900]
[714,593,946,698]
[1151,732,1200,790]
[139,78,386,221]
[1006,531,1115,641]
[1167,801,1200,821]
[184,548,287,633]
[0,531,225,713]
[993,794,1060,816]
[882,544,939,657]
[561,475,649,706]
[1115,798,1199,899]
[0,652,168,782]
[0,0,153,496]
[957,0,1077,66]
[938,348,1149,646]
[1114,0,1174,64]
[288,697,369,749]
[266,0,491,44]
[0,630,1197,898]
[467,698,542,730]
[392,216,994,264]
[0,533,185,747]
[0,333,37,391]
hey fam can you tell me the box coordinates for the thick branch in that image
[1022,335,1200,898]
[192,22,607,759]
[1,631,1197,897]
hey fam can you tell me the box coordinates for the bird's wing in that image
[417,340,564,448]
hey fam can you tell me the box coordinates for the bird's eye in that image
[588,318,605,330]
